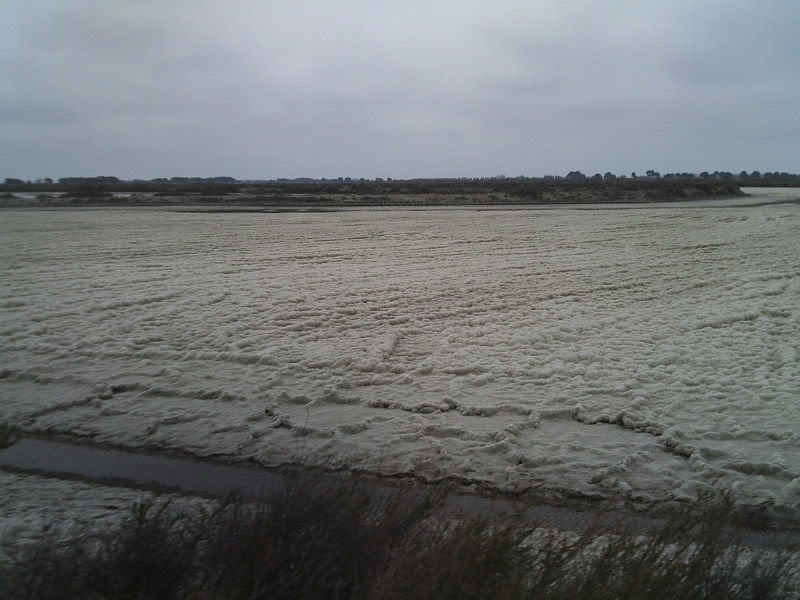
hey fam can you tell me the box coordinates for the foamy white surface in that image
[1,188,799,512]
[0,471,210,546]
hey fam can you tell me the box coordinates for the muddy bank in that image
[1,437,797,550]
[0,182,744,207]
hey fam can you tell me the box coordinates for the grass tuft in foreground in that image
[1,475,796,599]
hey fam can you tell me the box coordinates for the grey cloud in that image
[1,0,799,179]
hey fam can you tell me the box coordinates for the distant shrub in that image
[507,182,543,199]
[200,185,240,195]
[62,189,113,198]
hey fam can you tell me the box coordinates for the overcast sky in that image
[2,0,799,180]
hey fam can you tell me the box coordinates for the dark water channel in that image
[1,437,797,550]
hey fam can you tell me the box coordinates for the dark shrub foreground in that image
[1,476,797,600]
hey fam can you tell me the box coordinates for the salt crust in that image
[1,188,799,513]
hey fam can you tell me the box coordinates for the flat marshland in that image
[1,186,799,597]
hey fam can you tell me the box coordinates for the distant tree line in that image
[3,170,799,195]
[562,170,798,183]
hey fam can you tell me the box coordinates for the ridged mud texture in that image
[1,189,799,516]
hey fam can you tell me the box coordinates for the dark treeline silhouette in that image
[3,170,800,192]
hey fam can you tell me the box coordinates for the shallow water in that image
[3,437,798,550]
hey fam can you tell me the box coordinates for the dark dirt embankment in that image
[0,182,744,207]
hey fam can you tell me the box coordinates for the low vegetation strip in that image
[1,474,797,600]
[0,180,744,207]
